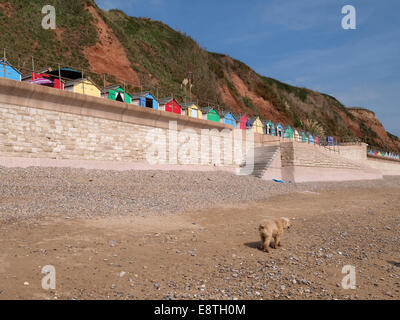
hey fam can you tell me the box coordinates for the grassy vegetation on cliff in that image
[0,0,97,71]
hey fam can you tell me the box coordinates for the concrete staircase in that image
[239,145,280,178]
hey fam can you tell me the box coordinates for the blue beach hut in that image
[220,111,236,128]
[131,92,159,110]
[0,60,21,81]
[276,123,284,137]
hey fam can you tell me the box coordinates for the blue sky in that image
[96,0,400,136]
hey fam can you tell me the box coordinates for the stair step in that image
[239,146,280,178]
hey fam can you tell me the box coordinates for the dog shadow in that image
[387,261,400,267]
[244,241,276,251]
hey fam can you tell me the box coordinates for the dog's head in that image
[281,217,291,230]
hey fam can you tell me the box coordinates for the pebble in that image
[109,240,116,247]
[2,168,397,221]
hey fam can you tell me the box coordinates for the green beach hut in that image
[285,126,294,139]
[201,106,220,123]
[101,85,131,103]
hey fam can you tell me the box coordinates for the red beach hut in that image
[159,97,182,115]
[233,113,248,130]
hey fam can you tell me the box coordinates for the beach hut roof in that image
[200,106,218,114]
[130,91,155,100]
[46,68,82,80]
[64,77,100,90]
[232,113,246,121]
[285,125,293,131]
[219,110,233,117]
[101,84,126,94]
[248,116,260,122]
[158,97,175,105]
[180,102,197,110]
[0,59,21,73]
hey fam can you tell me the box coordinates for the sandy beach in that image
[0,167,399,300]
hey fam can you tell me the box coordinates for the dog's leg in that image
[274,234,281,249]
[260,234,266,250]
[263,235,272,253]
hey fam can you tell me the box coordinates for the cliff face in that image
[0,0,398,152]
[348,108,400,152]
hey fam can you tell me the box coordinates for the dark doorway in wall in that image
[145,98,153,109]
[116,92,124,102]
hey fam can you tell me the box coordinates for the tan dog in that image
[259,217,291,253]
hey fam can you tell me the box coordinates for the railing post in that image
[58,63,62,90]
[3,48,6,79]
[32,56,35,75]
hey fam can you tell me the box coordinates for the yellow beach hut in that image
[64,78,101,97]
[181,102,203,119]
[294,129,300,142]
[250,116,264,134]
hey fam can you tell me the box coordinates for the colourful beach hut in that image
[22,68,64,89]
[294,129,300,142]
[276,123,284,137]
[101,85,132,103]
[181,102,202,119]
[309,134,314,144]
[248,117,263,134]
[131,92,159,110]
[201,107,220,122]
[64,78,101,97]
[0,60,21,81]
[301,132,308,143]
[265,120,276,136]
[233,114,248,130]
[315,136,320,145]
[285,126,294,139]
[220,111,236,128]
[159,97,182,115]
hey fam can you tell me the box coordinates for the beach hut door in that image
[145,98,153,108]
[191,108,197,118]
[116,92,124,102]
